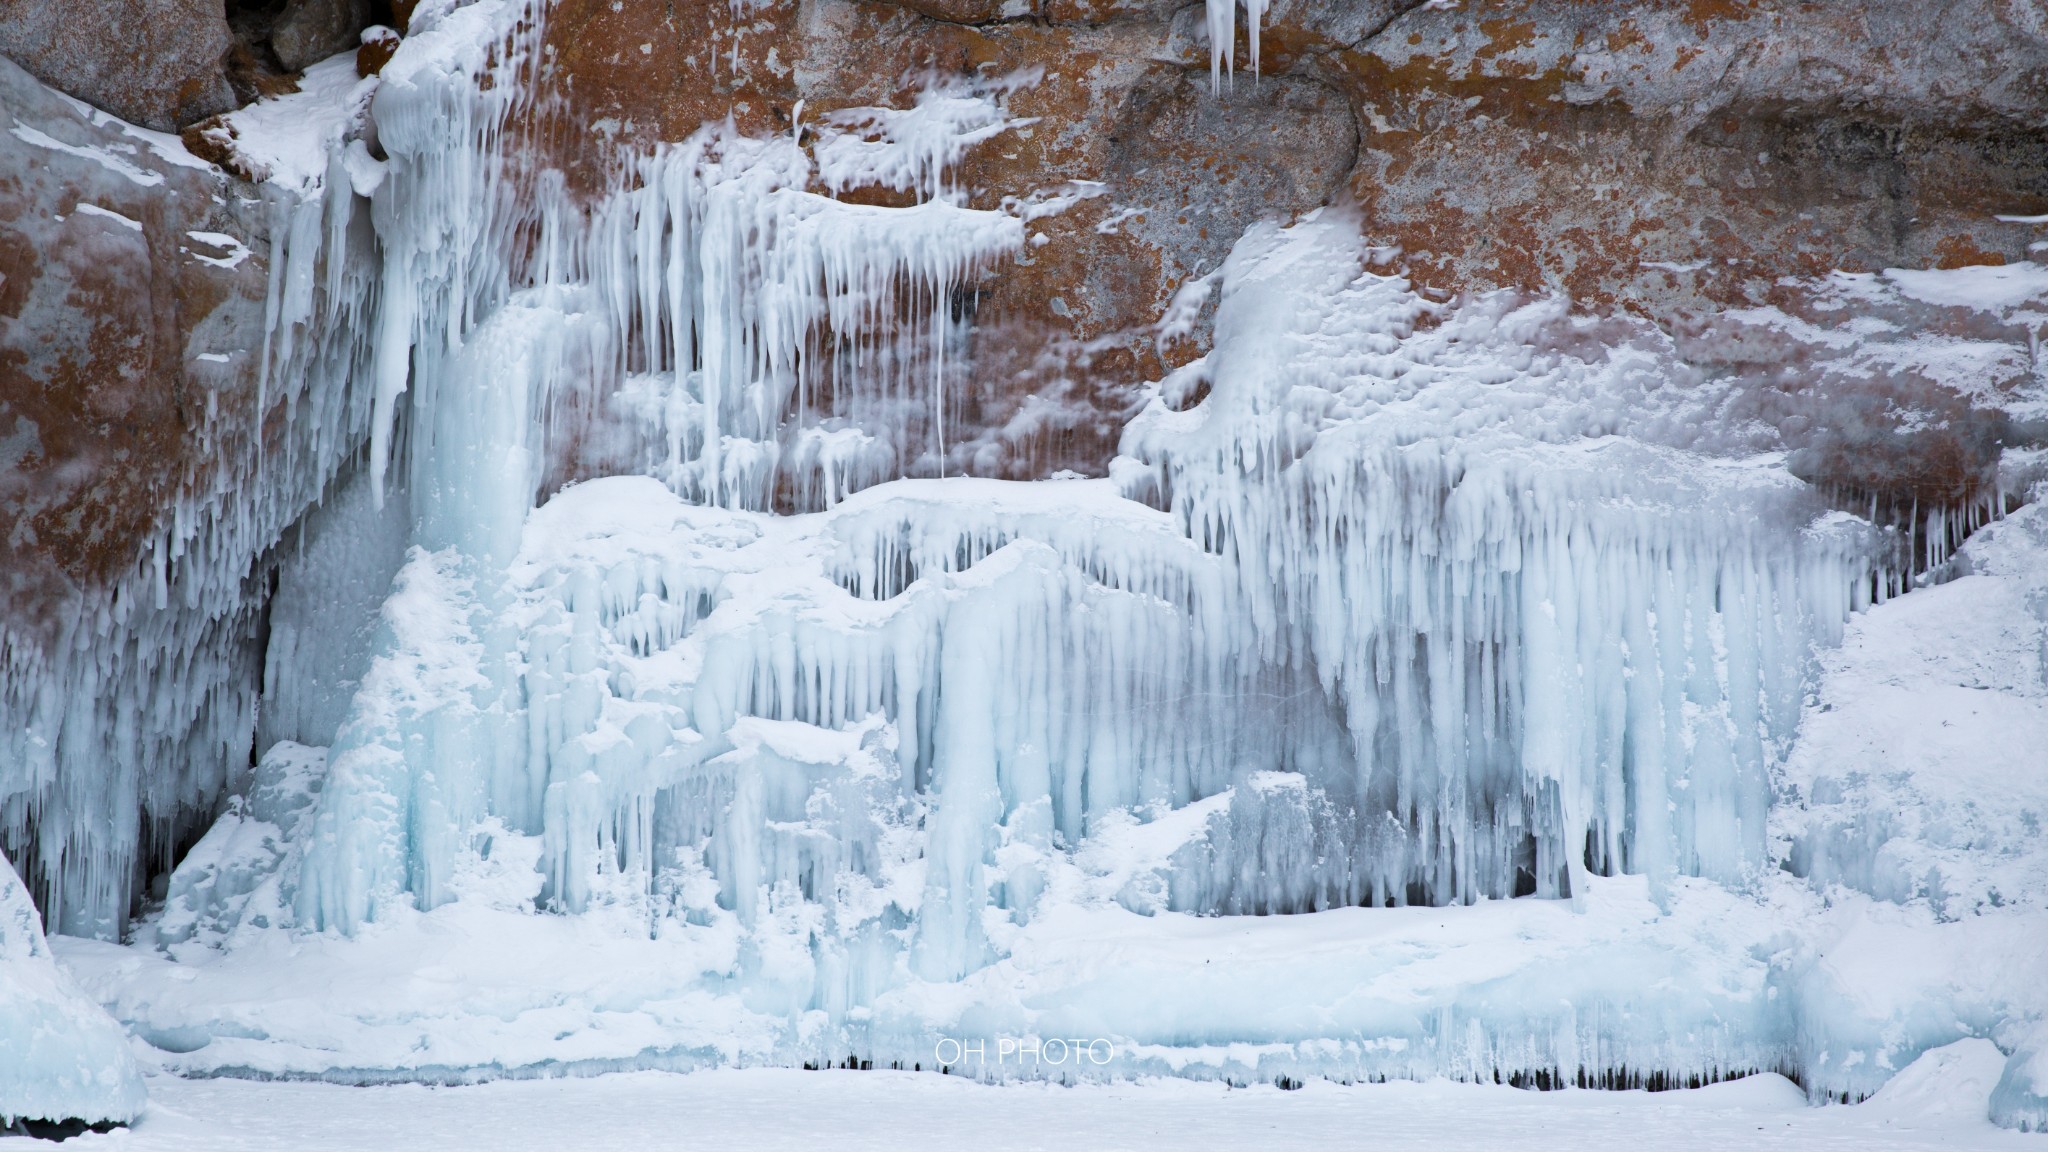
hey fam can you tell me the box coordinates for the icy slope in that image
[0,849,145,1126]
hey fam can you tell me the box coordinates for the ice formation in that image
[6,0,2047,1126]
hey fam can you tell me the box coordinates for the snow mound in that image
[1856,1038,2007,1127]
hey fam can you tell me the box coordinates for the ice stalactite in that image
[1206,0,1270,93]
[281,0,1035,934]
[585,93,1027,511]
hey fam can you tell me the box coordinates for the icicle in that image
[1206,0,1269,94]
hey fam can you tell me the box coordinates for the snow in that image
[73,202,142,230]
[1885,263,2048,313]
[214,55,377,192]
[1859,1038,2010,1127]
[185,231,253,269]
[55,1059,2047,1152]
[7,120,166,186]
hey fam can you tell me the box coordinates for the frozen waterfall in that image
[8,0,2045,1121]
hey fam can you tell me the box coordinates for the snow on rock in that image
[1884,263,2048,315]
[0,849,145,1126]
[204,54,377,192]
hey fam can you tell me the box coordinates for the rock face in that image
[272,0,373,71]
[537,0,2048,490]
[0,0,235,131]
[0,53,273,638]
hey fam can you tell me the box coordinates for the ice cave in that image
[1,0,2046,1145]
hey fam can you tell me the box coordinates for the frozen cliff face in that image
[2,0,2047,1128]
[0,49,386,939]
[8,0,2043,943]
[32,3,2044,1113]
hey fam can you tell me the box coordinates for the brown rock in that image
[882,0,1007,22]
[0,53,267,627]
[0,0,235,131]
[357,25,401,78]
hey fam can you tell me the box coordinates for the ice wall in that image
[582,82,1029,510]
[1118,213,1882,903]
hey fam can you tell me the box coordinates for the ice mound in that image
[1993,1030,2048,1133]
[0,849,145,1126]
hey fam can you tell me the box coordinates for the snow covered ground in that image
[66,1045,2041,1152]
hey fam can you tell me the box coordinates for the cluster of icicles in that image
[1207,0,1271,92]
[127,0,1907,974]
[0,77,386,938]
